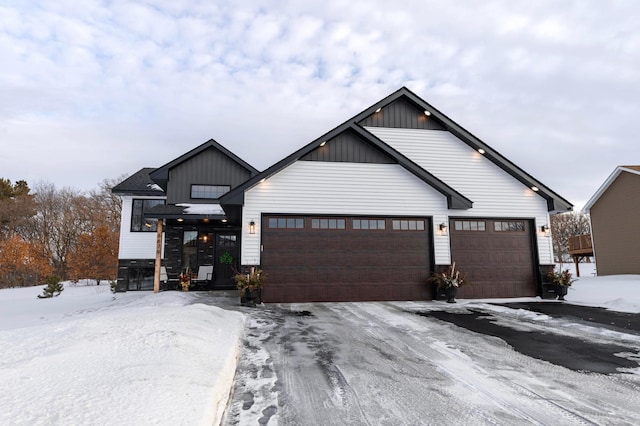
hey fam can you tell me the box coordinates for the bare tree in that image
[550,212,591,263]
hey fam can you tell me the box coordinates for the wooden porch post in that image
[153,219,163,293]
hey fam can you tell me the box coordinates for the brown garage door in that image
[261,216,432,302]
[449,218,537,298]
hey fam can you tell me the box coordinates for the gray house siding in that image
[166,147,254,204]
[300,129,396,163]
[358,98,446,130]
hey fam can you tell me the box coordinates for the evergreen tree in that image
[37,275,64,298]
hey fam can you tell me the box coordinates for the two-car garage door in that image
[260,215,538,302]
[261,215,432,303]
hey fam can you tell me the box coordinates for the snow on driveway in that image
[224,301,640,425]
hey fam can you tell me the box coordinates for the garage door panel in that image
[450,218,536,298]
[262,216,431,302]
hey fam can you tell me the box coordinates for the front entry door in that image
[215,233,239,288]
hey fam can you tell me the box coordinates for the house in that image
[582,166,640,275]
[113,87,573,301]
[112,141,258,291]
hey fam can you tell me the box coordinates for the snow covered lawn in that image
[0,283,244,426]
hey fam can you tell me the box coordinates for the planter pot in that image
[444,286,457,303]
[240,288,262,306]
[555,285,568,301]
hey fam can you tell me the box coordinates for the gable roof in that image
[149,139,259,191]
[582,166,640,213]
[111,167,165,196]
[220,87,573,212]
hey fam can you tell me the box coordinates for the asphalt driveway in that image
[222,301,640,425]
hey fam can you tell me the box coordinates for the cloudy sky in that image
[1,1,639,210]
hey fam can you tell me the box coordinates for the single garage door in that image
[261,215,432,302]
[449,218,537,298]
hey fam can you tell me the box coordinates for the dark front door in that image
[215,233,239,288]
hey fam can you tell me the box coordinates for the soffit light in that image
[424,110,431,116]
[319,141,327,147]
[177,218,184,222]
[375,107,382,113]
[531,186,539,192]
[478,148,485,154]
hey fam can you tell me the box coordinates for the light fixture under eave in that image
[249,220,256,234]
[221,219,228,223]
[424,110,431,116]
[177,218,184,222]
[319,141,327,147]
[478,148,486,154]
[375,107,382,113]
[531,186,539,192]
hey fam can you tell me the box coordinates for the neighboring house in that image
[113,87,572,301]
[582,166,640,275]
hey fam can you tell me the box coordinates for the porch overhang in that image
[143,203,227,221]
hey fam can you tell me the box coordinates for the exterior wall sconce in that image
[249,220,256,234]
[439,223,448,233]
[541,224,550,235]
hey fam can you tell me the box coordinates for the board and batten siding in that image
[117,195,165,260]
[242,161,449,265]
[365,127,554,264]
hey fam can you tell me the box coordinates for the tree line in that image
[0,177,123,288]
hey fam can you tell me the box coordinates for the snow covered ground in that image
[1,264,639,426]
[0,282,244,426]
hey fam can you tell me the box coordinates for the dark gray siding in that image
[359,98,446,130]
[301,130,396,163]
[166,147,253,204]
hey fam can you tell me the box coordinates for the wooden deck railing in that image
[567,234,593,256]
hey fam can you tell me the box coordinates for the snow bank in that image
[0,284,244,426]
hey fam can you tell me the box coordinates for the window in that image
[191,185,230,199]
[312,218,346,229]
[268,217,304,229]
[131,199,165,232]
[454,220,486,231]
[352,219,386,230]
[391,219,425,231]
[494,221,525,232]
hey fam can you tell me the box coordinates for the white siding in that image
[118,195,165,260]
[242,162,448,265]
[366,127,553,264]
